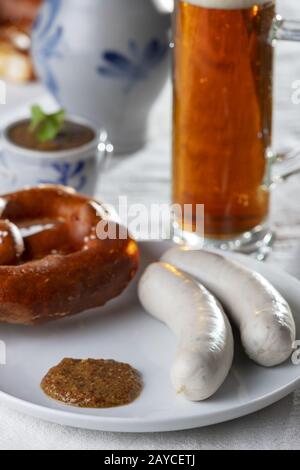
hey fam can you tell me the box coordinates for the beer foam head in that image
[181,0,271,9]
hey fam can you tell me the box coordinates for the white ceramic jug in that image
[32,0,171,155]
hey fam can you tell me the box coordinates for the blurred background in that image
[0,0,300,451]
[0,0,41,83]
[0,0,300,274]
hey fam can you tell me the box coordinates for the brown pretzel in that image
[0,185,139,325]
[0,220,24,265]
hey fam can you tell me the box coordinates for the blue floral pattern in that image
[97,39,169,93]
[39,161,87,191]
[32,0,63,101]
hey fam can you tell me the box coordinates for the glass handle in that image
[271,149,300,185]
[278,167,300,181]
[273,164,300,184]
[269,15,300,185]
[272,15,300,42]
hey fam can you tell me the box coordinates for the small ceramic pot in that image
[0,116,109,196]
[31,0,171,155]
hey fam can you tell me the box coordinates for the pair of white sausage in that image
[138,248,296,401]
[139,262,234,401]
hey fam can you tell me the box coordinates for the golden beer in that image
[173,0,275,239]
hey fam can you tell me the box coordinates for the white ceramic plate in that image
[0,241,299,433]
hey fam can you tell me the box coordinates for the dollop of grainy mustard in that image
[41,358,143,408]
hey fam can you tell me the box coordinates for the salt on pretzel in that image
[0,219,24,265]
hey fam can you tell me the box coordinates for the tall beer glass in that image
[170,0,300,251]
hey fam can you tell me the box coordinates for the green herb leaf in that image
[52,109,65,127]
[37,118,60,143]
[30,105,46,132]
[29,105,66,143]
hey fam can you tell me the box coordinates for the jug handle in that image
[152,0,174,14]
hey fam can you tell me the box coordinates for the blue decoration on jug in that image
[32,0,63,101]
[39,161,87,191]
[97,39,169,93]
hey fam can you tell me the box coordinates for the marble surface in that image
[0,0,300,450]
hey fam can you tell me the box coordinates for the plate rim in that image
[0,241,300,432]
[0,375,299,432]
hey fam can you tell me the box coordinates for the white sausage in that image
[162,248,296,367]
[138,262,234,401]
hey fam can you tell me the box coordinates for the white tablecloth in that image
[0,0,300,450]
